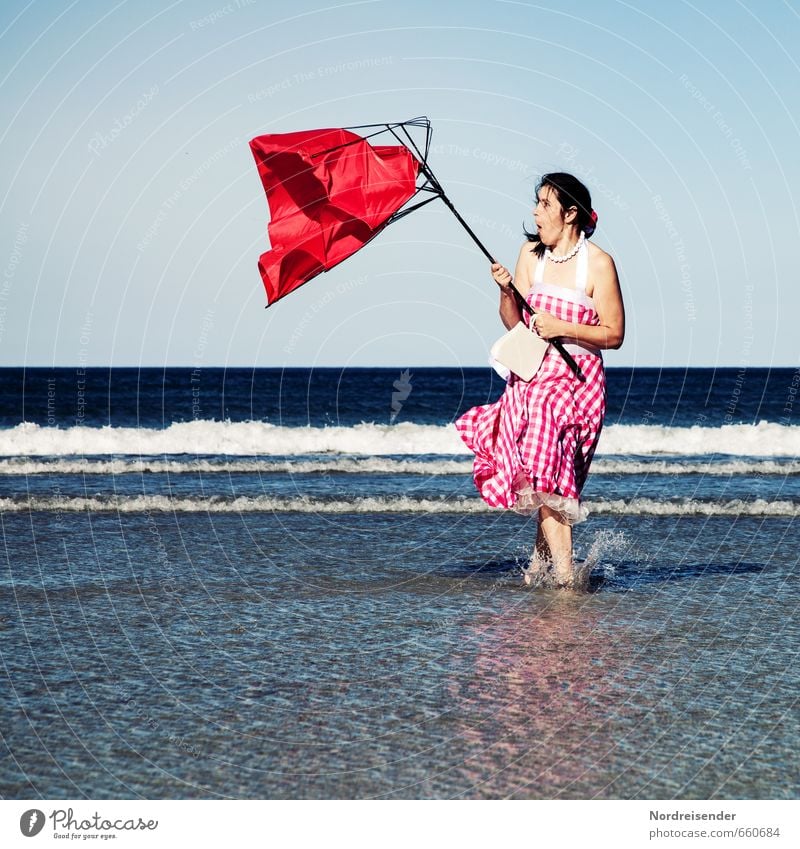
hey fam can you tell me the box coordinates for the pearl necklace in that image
[545,232,585,264]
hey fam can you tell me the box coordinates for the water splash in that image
[522,548,559,589]
[522,529,636,592]
[578,530,638,588]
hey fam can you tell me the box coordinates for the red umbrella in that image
[249,118,584,380]
[250,125,420,304]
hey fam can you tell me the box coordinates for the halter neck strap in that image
[534,240,589,290]
[575,240,588,292]
[534,252,546,284]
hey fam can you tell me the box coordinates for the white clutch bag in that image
[489,321,550,382]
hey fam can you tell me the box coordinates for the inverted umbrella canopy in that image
[249,118,584,380]
[250,127,420,304]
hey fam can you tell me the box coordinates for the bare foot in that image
[523,550,551,587]
[553,558,574,588]
[570,560,591,592]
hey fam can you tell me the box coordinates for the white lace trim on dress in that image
[511,484,589,525]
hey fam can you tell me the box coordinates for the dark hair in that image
[523,172,594,256]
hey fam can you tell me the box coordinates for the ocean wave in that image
[0,495,488,514]
[593,498,800,517]
[0,420,798,459]
[1,455,799,477]
[0,456,472,476]
[1,494,798,517]
[593,459,800,476]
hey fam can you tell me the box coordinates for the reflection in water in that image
[445,593,653,798]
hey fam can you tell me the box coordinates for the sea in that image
[1,365,798,800]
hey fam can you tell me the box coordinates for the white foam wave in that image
[592,459,800,476]
[0,457,473,476]
[2,494,798,517]
[0,495,489,514]
[1,456,797,477]
[598,422,800,457]
[0,419,798,459]
[0,421,463,457]
[592,498,800,517]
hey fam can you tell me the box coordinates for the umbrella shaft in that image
[433,190,585,382]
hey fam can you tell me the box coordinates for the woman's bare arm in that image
[533,251,625,350]
[496,243,535,330]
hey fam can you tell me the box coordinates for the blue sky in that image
[1,0,798,367]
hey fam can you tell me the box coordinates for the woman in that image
[455,173,625,589]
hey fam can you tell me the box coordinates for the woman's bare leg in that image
[535,521,551,562]
[524,519,552,585]
[539,504,574,586]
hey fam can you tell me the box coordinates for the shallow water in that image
[2,366,797,798]
[1,509,797,799]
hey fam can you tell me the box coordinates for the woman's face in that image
[534,185,571,245]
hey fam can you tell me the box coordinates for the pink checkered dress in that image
[455,242,606,524]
